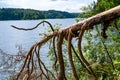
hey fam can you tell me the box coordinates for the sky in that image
[0,0,96,13]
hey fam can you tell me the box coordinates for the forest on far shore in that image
[0,8,81,20]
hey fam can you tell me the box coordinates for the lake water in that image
[0,18,76,79]
[0,18,76,54]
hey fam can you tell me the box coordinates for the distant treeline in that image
[0,8,81,20]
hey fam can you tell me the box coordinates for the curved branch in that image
[78,25,97,79]
[68,29,79,80]
[57,31,66,80]
[15,44,36,80]
[11,20,54,32]
[71,44,92,74]
[52,36,58,79]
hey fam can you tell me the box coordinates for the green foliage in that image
[75,11,120,79]
[82,25,120,79]
[0,8,78,20]
[81,0,120,17]
[79,4,120,79]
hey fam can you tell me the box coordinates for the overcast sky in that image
[0,0,96,12]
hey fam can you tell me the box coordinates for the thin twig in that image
[71,44,91,74]
[52,36,58,80]
[96,26,115,69]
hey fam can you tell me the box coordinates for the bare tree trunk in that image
[61,5,120,32]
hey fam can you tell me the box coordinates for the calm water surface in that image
[0,18,76,54]
[0,18,76,79]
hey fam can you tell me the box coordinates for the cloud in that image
[0,0,95,12]
[50,0,69,1]
[50,0,57,1]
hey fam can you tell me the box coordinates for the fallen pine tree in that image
[11,5,120,80]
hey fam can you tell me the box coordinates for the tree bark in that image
[62,5,120,32]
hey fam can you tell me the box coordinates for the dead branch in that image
[57,31,66,80]
[68,29,79,80]
[11,20,54,32]
[12,5,120,80]
[77,22,97,79]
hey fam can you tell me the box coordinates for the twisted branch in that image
[11,20,54,31]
